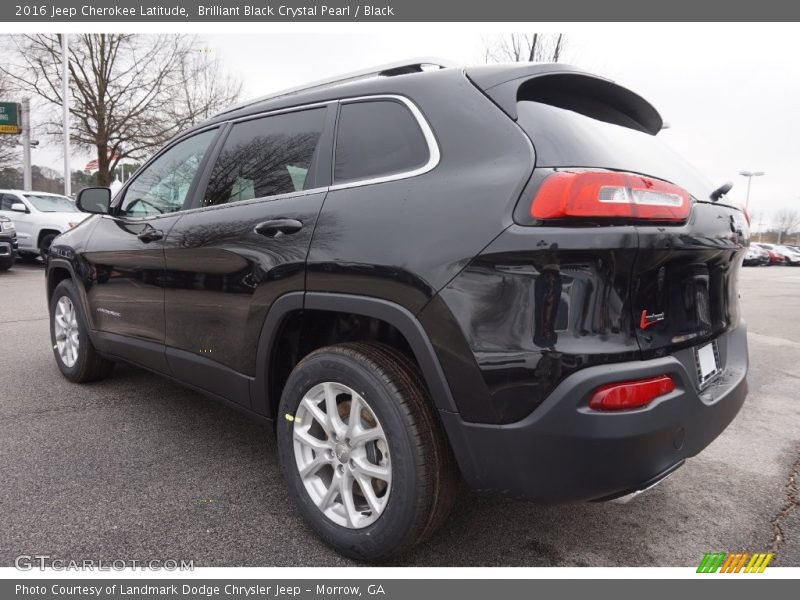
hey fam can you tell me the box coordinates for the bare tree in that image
[171,47,242,127]
[774,208,800,244]
[0,34,241,185]
[483,33,567,64]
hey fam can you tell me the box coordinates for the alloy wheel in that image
[292,382,391,529]
[54,296,79,368]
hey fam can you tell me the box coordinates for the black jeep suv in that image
[46,60,749,560]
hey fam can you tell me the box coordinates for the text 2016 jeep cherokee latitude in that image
[46,61,749,560]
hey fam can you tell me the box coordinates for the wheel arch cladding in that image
[47,264,73,303]
[254,293,460,420]
[38,228,61,247]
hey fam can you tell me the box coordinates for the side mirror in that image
[10,202,27,213]
[76,187,111,214]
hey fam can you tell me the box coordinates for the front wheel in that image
[277,342,457,561]
[50,279,114,383]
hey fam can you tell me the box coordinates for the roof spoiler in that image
[466,63,663,135]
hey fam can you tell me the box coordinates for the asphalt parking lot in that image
[0,261,798,567]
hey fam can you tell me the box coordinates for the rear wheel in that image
[50,279,114,383]
[277,342,457,560]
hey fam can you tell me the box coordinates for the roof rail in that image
[217,57,456,116]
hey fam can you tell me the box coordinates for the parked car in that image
[754,242,788,265]
[776,245,800,265]
[743,244,769,266]
[0,215,17,271]
[0,190,89,259]
[44,60,749,560]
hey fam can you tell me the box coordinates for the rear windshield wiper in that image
[710,181,733,202]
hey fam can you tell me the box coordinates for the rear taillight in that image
[589,375,675,411]
[531,170,691,221]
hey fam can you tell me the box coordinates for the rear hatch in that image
[471,66,748,359]
[632,202,746,357]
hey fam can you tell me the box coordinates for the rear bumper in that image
[441,324,748,503]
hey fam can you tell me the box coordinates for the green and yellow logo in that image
[697,552,773,573]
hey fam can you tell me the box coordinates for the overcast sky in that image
[26,28,800,225]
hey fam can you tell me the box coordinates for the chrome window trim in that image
[111,94,439,220]
[227,101,332,125]
[329,94,441,191]
[172,186,329,217]
[102,187,330,221]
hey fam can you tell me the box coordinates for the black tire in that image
[49,279,114,383]
[39,232,57,262]
[0,259,12,271]
[276,342,458,561]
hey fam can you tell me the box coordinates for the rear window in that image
[518,101,715,202]
[334,100,429,183]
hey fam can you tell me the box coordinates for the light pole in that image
[61,33,71,197]
[20,97,32,191]
[739,170,765,212]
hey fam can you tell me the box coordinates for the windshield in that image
[24,194,79,213]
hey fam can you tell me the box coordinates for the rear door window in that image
[201,107,327,207]
[334,99,430,183]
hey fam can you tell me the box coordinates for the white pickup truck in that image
[0,190,89,259]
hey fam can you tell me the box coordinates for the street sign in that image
[0,101,20,134]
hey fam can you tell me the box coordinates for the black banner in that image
[4,579,797,599]
[4,0,800,22]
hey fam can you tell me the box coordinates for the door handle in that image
[137,228,163,243]
[254,219,303,238]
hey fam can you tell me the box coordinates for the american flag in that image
[85,154,120,172]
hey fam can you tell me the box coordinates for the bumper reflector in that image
[589,375,675,411]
